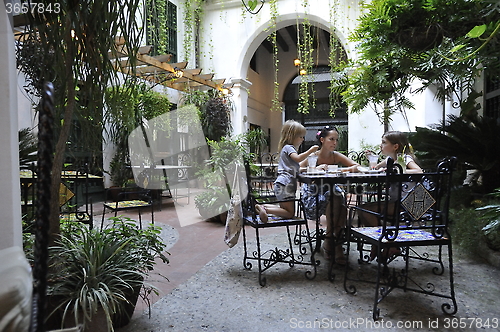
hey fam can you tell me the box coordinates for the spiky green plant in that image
[19,128,37,169]
[48,218,168,331]
[411,113,500,193]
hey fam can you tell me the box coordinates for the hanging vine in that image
[145,0,167,55]
[269,0,280,112]
[182,0,205,65]
[328,0,345,116]
[297,0,315,113]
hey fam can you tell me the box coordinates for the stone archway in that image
[240,19,349,152]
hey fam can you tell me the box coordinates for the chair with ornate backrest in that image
[241,160,317,286]
[248,152,278,199]
[343,156,457,320]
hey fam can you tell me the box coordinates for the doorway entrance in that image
[284,65,348,152]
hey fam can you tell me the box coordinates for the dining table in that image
[299,167,389,280]
[20,168,102,227]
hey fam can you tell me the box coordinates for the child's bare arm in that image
[291,145,319,163]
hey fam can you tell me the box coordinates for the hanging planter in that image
[396,24,443,51]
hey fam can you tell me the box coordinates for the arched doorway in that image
[244,21,349,153]
[283,65,348,152]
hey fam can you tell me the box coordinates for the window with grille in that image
[485,74,500,120]
[146,0,177,62]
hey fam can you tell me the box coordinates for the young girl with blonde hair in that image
[256,120,318,222]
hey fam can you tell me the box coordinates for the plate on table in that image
[357,166,383,174]
[304,170,326,175]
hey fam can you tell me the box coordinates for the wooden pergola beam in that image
[112,41,225,92]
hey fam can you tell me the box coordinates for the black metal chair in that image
[249,152,279,199]
[101,189,154,229]
[59,166,95,228]
[343,157,458,320]
[241,160,317,286]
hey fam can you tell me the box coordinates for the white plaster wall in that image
[0,5,23,249]
[197,0,363,152]
[347,83,454,152]
[198,0,460,153]
[17,74,37,131]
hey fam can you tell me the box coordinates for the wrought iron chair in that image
[343,156,457,320]
[101,189,154,229]
[249,152,279,199]
[241,160,317,286]
[58,165,95,228]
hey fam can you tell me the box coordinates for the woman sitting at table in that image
[360,130,422,261]
[300,125,359,264]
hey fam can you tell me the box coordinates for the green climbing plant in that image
[145,0,167,55]
[182,0,205,66]
[328,0,345,116]
[297,2,315,114]
[269,0,280,112]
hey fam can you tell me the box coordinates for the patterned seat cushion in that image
[104,200,151,209]
[353,226,448,242]
[244,214,305,226]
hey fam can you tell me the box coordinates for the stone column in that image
[229,78,252,136]
[0,5,23,249]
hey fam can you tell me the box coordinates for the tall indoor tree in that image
[333,0,500,123]
[16,0,144,244]
[330,0,500,193]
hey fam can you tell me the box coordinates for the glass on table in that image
[367,154,378,170]
[307,155,318,168]
[396,153,407,173]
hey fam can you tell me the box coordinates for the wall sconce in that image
[299,68,307,75]
[222,82,234,96]
[293,58,301,67]
[242,0,265,14]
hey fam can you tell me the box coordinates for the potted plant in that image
[477,189,500,251]
[242,128,268,159]
[194,186,231,222]
[47,217,169,331]
[194,137,246,222]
